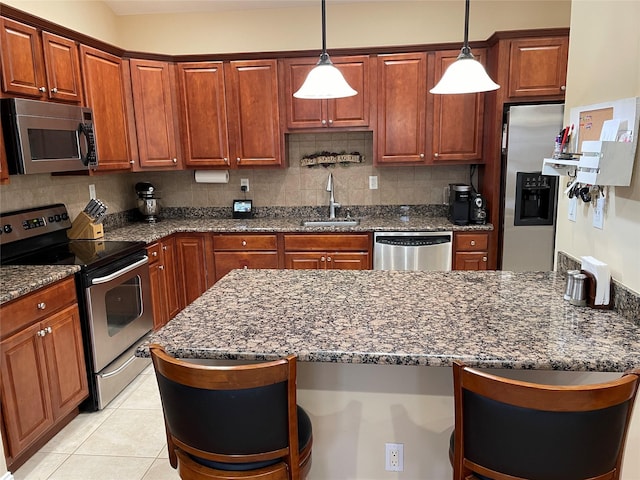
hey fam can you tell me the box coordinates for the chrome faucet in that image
[326,172,341,219]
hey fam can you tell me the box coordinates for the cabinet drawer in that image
[1,277,77,340]
[213,234,278,251]
[146,242,161,264]
[214,252,279,281]
[283,234,370,251]
[454,233,488,252]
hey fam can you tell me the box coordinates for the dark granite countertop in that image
[137,269,640,373]
[0,265,80,304]
[104,215,492,243]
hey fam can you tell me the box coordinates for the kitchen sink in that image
[301,219,361,227]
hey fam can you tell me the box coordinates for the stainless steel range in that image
[0,204,153,410]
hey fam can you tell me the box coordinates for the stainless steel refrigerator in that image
[501,104,564,271]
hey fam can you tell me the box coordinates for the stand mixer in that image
[135,182,161,223]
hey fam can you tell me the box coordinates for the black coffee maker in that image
[449,184,471,225]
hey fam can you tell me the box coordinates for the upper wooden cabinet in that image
[0,18,83,103]
[375,52,428,165]
[282,55,371,129]
[430,49,486,164]
[225,59,284,168]
[130,59,182,170]
[177,61,230,168]
[80,46,137,171]
[507,36,568,99]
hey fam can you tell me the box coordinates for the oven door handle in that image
[98,354,138,379]
[91,256,149,285]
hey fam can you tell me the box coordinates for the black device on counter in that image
[232,199,253,219]
[470,192,487,225]
[448,183,471,225]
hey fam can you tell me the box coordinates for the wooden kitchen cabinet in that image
[177,61,231,168]
[0,277,88,469]
[283,234,371,270]
[175,233,213,306]
[212,234,279,282]
[282,55,371,129]
[225,59,284,168]
[147,238,181,330]
[130,59,182,170]
[453,232,489,270]
[430,49,486,164]
[0,18,83,103]
[375,52,428,165]
[80,45,138,171]
[507,36,568,99]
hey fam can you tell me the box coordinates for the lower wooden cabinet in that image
[283,234,371,270]
[175,233,214,306]
[453,232,489,270]
[0,277,88,469]
[147,237,180,330]
[212,234,279,282]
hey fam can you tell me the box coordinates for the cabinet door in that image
[130,59,181,170]
[175,234,208,306]
[0,323,53,457]
[284,252,325,270]
[214,252,279,281]
[0,18,46,98]
[454,252,488,271]
[160,238,182,319]
[284,55,370,129]
[177,62,230,168]
[80,46,136,171]
[329,252,370,270]
[225,59,283,167]
[376,53,427,164]
[41,31,83,103]
[42,305,88,419]
[431,49,485,163]
[508,37,568,99]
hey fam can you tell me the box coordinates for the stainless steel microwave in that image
[1,98,98,175]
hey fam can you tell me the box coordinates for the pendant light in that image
[430,0,499,94]
[293,0,357,99]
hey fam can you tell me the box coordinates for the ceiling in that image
[102,0,378,16]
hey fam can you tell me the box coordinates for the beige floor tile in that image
[75,408,166,457]
[39,408,115,454]
[47,454,154,480]
[12,452,69,480]
[141,458,181,480]
[105,371,151,409]
[118,374,161,410]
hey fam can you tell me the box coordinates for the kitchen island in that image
[138,269,640,480]
[138,269,639,372]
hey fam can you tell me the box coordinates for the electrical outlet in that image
[385,443,404,472]
[369,175,378,190]
[89,184,96,200]
[240,178,250,192]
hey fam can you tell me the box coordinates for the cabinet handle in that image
[328,119,333,125]
[236,157,241,163]
[432,153,438,158]
[45,326,52,334]
[560,85,566,91]
[159,265,164,270]
[470,240,476,246]
[243,265,248,269]
[482,256,487,262]
[321,119,327,125]
[242,240,247,246]
[163,245,168,250]
[320,256,325,262]
[129,160,135,164]
[50,87,58,94]
[36,329,46,337]
[327,256,332,262]
[172,158,177,164]
[151,251,158,257]
[39,86,46,93]
[37,302,46,310]
[223,157,229,164]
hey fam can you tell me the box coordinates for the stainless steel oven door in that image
[85,255,153,373]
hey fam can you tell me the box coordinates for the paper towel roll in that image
[194,170,229,184]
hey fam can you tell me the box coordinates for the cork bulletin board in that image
[578,107,614,151]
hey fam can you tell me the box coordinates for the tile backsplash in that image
[0,132,471,220]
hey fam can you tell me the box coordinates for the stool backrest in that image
[452,361,640,480]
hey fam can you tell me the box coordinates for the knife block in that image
[67,212,104,240]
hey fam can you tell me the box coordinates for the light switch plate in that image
[89,184,96,200]
[369,176,378,190]
[568,196,577,222]
[593,196,604,229]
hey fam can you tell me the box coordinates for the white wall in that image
[558,0,640,292]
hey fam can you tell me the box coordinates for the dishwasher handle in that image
[376,235,451,247]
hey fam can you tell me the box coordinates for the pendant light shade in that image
[293,0,357,99]
[430,0,499,94]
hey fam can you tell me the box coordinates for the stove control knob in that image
[3,224,12,234]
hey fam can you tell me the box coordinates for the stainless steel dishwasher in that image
[373,231,453,271]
